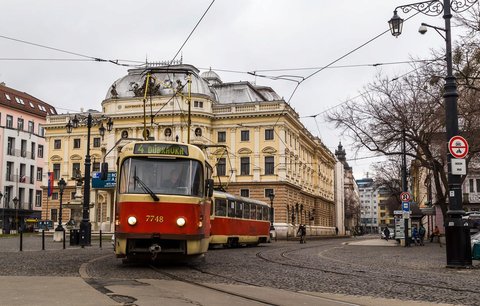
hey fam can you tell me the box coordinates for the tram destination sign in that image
[134,143,189,156]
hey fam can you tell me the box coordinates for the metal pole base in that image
[79,221,91,247]
[445,218,472,268]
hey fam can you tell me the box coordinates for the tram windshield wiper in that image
[134,175,160,201]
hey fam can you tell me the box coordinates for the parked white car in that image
[471,231,480,251]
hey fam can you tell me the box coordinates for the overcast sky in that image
[0,0,465,179]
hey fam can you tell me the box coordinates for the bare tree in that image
[328,32,480,219]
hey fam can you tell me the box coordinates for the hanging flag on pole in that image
[47,172,54,197]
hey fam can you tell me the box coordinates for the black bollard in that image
[63,230,66,249]
[42,230,45,250]
[20,231,23,252]
[99,230,102,249]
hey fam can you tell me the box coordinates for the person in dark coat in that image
[297,225,306,244]
[383,227,390,241]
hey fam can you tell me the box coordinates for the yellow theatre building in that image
[42,63,337,237]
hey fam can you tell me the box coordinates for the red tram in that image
[209,191,271,247]
[112,141,213,261]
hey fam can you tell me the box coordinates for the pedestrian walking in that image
[383,227,390,241]
[297,225,306,244]
[412,226,420,246]
[419,224,426,246]
[430,225,440,243]
[335,226,339,236]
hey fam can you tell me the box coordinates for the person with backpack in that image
[418,224,426,246]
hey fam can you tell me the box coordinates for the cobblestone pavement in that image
[1,234,479,305]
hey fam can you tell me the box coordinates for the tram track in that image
[255,244,480,296]
[149,264,282,306]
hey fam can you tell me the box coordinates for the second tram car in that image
[112,141,213,261]
[210,191,271,247]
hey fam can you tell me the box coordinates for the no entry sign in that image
[449,136,468,159]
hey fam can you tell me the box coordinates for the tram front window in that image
[119,157,204,196]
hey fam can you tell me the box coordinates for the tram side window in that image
[250,204,257,219]
[235,201,243,218]
[215,199,227,216]
[262,207,269,221]
[257,205,262,220]
[244,203,250,219]
[228,200,235,217]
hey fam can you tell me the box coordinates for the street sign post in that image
[448,136,468,159]
[400,192,411,203]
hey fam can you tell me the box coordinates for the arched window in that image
[164,128,172,137]
[195,128,202,137]
[121,130,128,139]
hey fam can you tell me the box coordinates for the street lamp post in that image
[388,0,476,267]
[268,192,275,231]
[55,178,66,232]
[12,197,18,233]
[66,113,113,247]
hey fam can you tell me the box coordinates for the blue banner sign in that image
[92,172,117,189]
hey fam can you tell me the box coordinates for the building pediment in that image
[51,155,63,162]
[70,154,83,161]
[238,147,252,154]
[212,148,227,156]
[262,146,277,154]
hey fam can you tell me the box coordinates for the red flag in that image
[47,172,54,197]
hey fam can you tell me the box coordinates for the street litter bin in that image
[473,243,480,260]
[70,229,80,246]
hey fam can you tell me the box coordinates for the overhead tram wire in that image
[247,12,423,158]
[169,0,216,64]
[0,33,144,67]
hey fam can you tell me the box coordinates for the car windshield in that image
[119,157,204,197]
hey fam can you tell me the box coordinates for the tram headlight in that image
[127,216,137,226]
[176,217,186,227]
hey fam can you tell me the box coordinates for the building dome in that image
[201,69,222,85]
[105,64,216,100]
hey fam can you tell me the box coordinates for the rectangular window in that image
[31,142,36,159]
[36,167,43,181]
[17,118,24,130]
[73,138,81,149]
[51,208,58,221]
[265,156,274,175]
[240,189,249,197]
[53,164,60,180]
[6,115,13,128]
[93,137,101,148]
[193,101,203,108]
[264,188,274,198]
[6,162,13,181]
[216,158,226,176]
[30,165,35,184]
[35,190,42,207]
[38,125,45,137]
[54,139,61,150]
[217,131,226,143]
[215,198,227,216]
[38,145,44,158]
[72,163,81,177]
[92,162,100,172]
[7,137,15,155]
[240,157,250,175]
[28,121,34,133]
[241,130,249,141]
[265,129,274,140]
[21,140,27,157]
[477,179,480,193]
[470,179,474,193]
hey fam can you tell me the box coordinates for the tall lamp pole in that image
[268,192,275,231]
[66,113,113,247]
[55,178,66,232]
[388,0,476,267]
